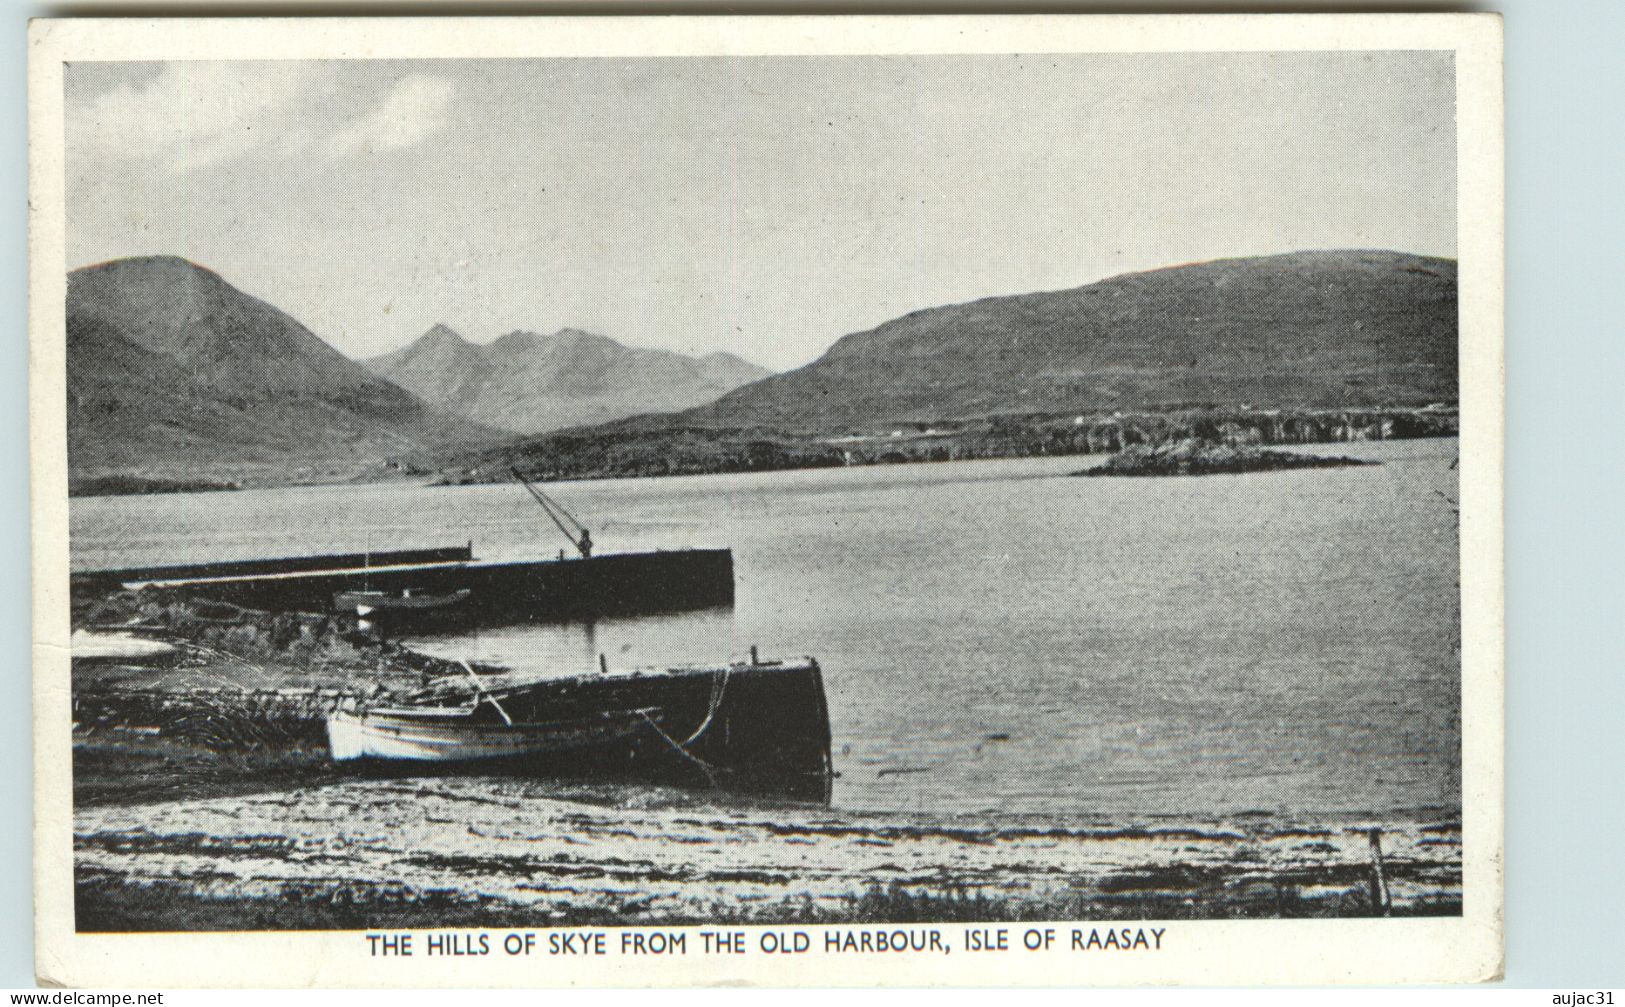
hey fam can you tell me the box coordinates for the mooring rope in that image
[460,659,513,726]
[636,709,723,786]
[675,664,730,748]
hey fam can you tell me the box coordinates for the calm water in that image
[71,441,1461,821]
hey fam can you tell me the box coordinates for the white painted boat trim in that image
[326,707,657,763]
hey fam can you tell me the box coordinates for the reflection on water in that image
[401,607,741,680]
[71,440,1461,822]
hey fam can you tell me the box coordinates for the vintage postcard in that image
[29,14,1504,987]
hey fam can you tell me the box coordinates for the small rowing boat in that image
[332,587,472,617]
[323,653,834,802]
[326,704,657,762]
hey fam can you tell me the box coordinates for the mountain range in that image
[366,325,769,435]
[64,248,1458,492]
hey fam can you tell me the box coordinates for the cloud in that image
[68,62,326,174]
[328,74,457,157]
[66,64,455,175]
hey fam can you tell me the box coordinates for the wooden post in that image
[750,645,759,665]
[1366,828,1391,916]
[599,653,608,675]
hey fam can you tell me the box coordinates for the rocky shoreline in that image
[70,557,1462,932]
[71,624,1463,931]
[1078,439,1375,478]
[74,770,1462,931]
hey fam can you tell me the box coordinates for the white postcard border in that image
[28,13,1504,987]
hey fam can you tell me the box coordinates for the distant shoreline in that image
[69,475,243,498]
[1076,439,1376,478]
[443,405,1457,487]
[69,405,1457,498]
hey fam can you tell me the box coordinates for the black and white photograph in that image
[30,15,1505,986]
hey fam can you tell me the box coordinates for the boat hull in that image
[333,588,472,614]
[327,659,833,802]
[326,707,652,762]
[334,588,475,634]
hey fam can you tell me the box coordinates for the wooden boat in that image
[327,704,656,762]
[324,653,834,802]
[333,587,472,617]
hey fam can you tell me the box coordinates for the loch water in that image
[71,439,1461,823]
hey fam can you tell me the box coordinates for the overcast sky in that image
[65,52,1455,371]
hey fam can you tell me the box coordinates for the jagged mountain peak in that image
[487,327,617,354]
[367,325,771,434]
